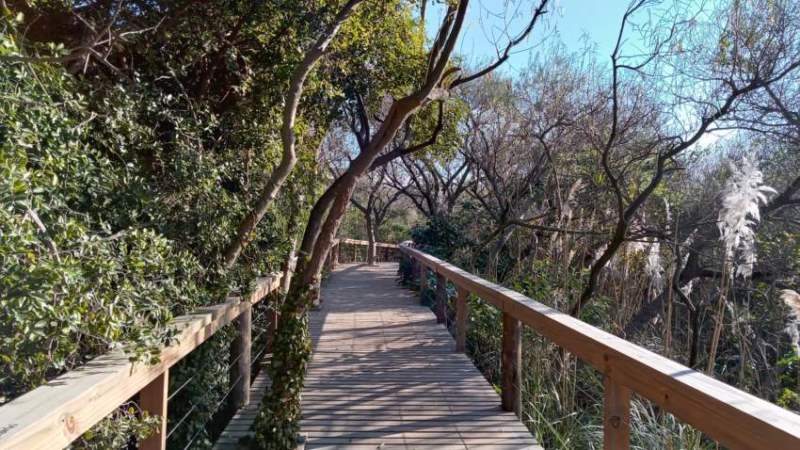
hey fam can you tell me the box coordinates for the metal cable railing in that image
[165,305,275,448]
[167,375,195,402]
[179,371,244,449]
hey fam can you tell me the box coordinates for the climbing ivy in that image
[251,285,316,448]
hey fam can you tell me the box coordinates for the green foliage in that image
[0,0,352,445]
[333,0,425,100]
[398,254,417,286]
[406,98,466,160]
[465,295,503,382]
[410,214,472,259]
[0,37,205,395]
[777,352,800,409]
[72,403,161,450]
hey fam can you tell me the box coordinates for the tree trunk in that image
[254,99,421,449]
[253,3,480,445]
[219,0,364,270]
[488,226,514,281]
[281,235,298,293]
[251,276,314,448]
[366,215,377,265]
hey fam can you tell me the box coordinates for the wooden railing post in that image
[435,272,447,324]
[406,253,415,285]
[455,286,469,352]
[501,312,521,415]
[230,302,252,408]
[139,370,168,450]
[419,263,427,298]
[603,375,631,450]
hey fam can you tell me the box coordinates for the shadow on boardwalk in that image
[216,263,540,450]
[303,263,539,450]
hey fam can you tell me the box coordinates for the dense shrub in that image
[410,214,474,259]
[0,36,206,396]
[0,6,321,446]
[2,0,429,446]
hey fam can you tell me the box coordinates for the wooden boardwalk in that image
[302,263,539,449]
[213,262,538,449]
[7,240,800,450]
[213,361,271,449]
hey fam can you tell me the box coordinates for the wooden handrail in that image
[328,238,401,268]
[0,274,282,450]
[338,238,399,249]
[400,242,800,450]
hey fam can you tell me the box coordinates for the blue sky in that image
[425,0,639,76]
[424,0,730,148]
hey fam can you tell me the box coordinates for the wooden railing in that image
[400,242,800,450]
[0,239,384,450]
[12,238,794,450]
[327,238,400,267]
[0,274,283,450]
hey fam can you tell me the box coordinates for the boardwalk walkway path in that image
[301,263,539,449]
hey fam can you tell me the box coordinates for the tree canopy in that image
[3,0,800,449]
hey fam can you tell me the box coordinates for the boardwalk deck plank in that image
[213,364,271,449]
[215,263,539,449]
[302,263,539,450]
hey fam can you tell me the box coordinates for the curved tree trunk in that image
[253,97,430,450]
[220,0,364,270]
[252,0,551,445]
